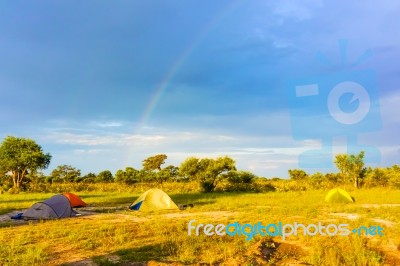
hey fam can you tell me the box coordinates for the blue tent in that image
[22,194,77,220]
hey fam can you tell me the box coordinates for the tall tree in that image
[142,154,168,171]
[334,151,365,188]
[180,156,236,192]
[288,169,308,180]
[142,154,169,186]
[115,167,140,185]
[50,165,81,183]
[179,157,200,179]
[81,172,96,183]
[0,136,51,189]
[95,170,114,183]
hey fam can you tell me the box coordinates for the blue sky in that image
[1,1,399,177]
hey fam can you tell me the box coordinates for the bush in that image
[200,181,216,193]
[8,187,20,194]
[226,171,256,192]
[288,169,308,180]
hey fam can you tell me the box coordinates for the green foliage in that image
[307,172,341,189]
[0,136,51,189]
[115,167,140,185]
[180,156,236,192]
[95,170,114,183]
[325,172,341,183]
[309,172,324,188]
[156,166,176,184]
[179,157,200,179]
[363,167,390,188]
[387,165,400,188]
[225,170,256,191]
[227,170,255,184]
[142,154,167,171]
[24,170,47,192]
[81,172,97,183]
[50,165,81,183]
[142,154,172,186]
[288,169,308,180]
[334,151,365,188]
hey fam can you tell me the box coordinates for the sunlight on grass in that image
[0,188,399,265]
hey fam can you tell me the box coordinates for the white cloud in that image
[91,121,125,128]
[269,0,323,21]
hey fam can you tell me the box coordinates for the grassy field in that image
[0,188,399,265]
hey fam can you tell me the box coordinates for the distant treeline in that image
[0,136,399,194]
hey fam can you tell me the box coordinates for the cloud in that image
[91,121,125,128]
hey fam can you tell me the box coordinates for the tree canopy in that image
[50,165,81,183]
[334,151,365,188]
[142,154,167,171]
[0,136,51,189]
[180,156,236,192]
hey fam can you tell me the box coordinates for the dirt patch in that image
[329,213,360,220]
[371,218,397,227]
[361,204,400,208]
[378,243,400,266]
[246,239,309,265]
[0,209,98,226]
[162,211,238,219]
[0,210,28,225]
[62,259,97,266]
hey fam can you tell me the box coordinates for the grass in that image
[0,187,399,265]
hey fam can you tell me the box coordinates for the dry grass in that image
[0,187,399,265]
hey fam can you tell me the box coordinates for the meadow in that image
[0,184,399,266]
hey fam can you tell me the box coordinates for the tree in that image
[95,170,114,183]
[80,172,96,183]
[288,169,308,180]
[388,165,400,188]
[309,172,324,189]
[115,167,140,185]
[0,136,51,190]
[180,156,236,192]
[364,167,389,188]
[164,165,179,179]
[226,170,256,191]
[50,165,81,183]
[143,154,167,171]
[142,154,168,186]
[179,157,200,180]
[334,151,365,188]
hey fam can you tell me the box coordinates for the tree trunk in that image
[12,170,23,189]
[354,177,358,188]
[12,172,17,188]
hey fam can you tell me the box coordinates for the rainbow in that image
[124,1,242,166]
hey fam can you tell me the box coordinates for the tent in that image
[22,194,77,220]
[129,188,178,212]
[325,188,355,203]
[63,192,87,208]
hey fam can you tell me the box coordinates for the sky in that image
[0,1,399,178]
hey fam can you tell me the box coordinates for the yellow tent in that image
[325,188,354,203]
[129,188,178,212]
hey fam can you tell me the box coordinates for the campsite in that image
[0,182,400,265]
[1,1,400,265]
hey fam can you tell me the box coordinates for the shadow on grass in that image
[62,243,180,266]
[0,196,55,204]
[0,208,16,216]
